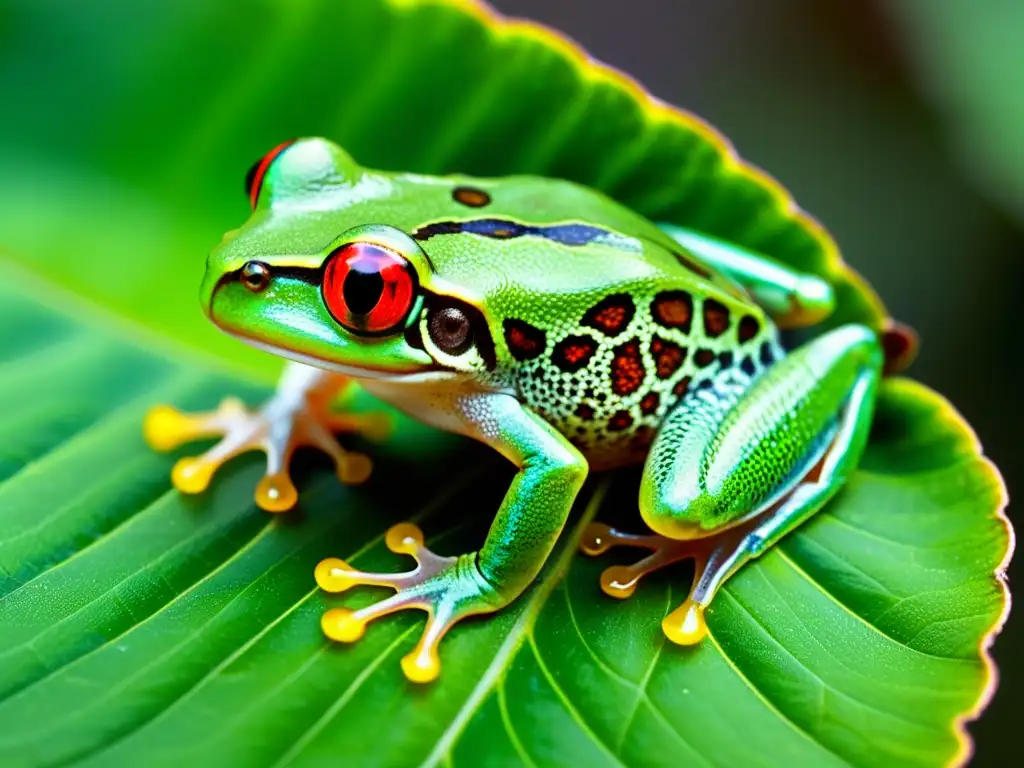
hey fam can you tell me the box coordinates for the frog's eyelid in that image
[245,139,297,209]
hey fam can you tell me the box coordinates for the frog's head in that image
[200,137,495,382]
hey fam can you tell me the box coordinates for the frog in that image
[144,137,915,683]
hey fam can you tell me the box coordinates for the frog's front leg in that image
[315,392,587,683]
[144,362,390,512]
[582,324,882,645]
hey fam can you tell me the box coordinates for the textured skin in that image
[149,136,886,677]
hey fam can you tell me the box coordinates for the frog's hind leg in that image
[581,324,883,645]
[144,362,390,512]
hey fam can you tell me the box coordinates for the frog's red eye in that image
[322,242,417,335]
[244,139,296,208]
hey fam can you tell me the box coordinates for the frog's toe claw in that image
[316,523,498,684]
[145,394,387,513]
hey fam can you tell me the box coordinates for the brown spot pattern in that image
[608,409,634,432]
[738,315,760,343]
[651,290,693,332]
[703,299,730,338]
[650,335,686,379]
[553,334,597,372]
[694,349,716,367]
[610,339,645,396]
[582,293,635,337]
[639,392,660,416]
[673,376,692,398]
[452,186,491,207]
[503,319,546,361]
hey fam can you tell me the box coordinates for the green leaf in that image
[886,1,1024,225]
[0,1,1011,766]
[0,0,887,383]
[0,266,1010,768]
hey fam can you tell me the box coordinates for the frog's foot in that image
[315,523,502,684]
[143,394,390,512]
[580,522,750,646]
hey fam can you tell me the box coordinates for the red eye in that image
[244,139,296,209]
[322,242,417,335]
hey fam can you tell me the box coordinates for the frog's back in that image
[411,173,782,468]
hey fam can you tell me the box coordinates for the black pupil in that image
[343,264,384,315]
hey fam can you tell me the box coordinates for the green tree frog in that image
[144,137,914,683]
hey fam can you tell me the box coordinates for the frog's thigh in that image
[659,223,834,328]
[640,324,882,643]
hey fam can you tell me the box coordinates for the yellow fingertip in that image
[386,523,424,555]
[662,599,708,646]
[171,457,214,494]
[315,557,358,593]
[339,453,373,485]
[579,523,613,556]
[321,608,365,643]
[255,474,298,513]
[144,405,187,451]
[600,565,638,599]
[400,647,440,684]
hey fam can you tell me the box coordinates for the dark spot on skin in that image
[650,335,686,379]
[583,388,595,400]
[452,186,491,207]
[718,351,734,369]
[608,409,634,432]
[582,294,635,337]
[595,392,607,403]
[694,349,716,367]
[760,341,776,367]
[696,378,715,391]
[673,376,692,398]
[702,298,730,338]
[639,392,660,416]
[553,334,598,372]
[413,218,629,249]
[503,319,546,361]
[610,338,645,395]
[740,356,757,377]
[651,290,693,332]
[739,315,761,343]
[575,403,596,421]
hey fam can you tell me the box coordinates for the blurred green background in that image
[0,0,1018,763]
[490,0,1022,762]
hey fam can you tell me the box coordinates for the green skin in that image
[159,137,884,676]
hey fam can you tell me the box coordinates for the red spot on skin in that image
[610,339,645,395]
[504,319,546,361]
[652,291,693,332]
[672,376,692,398]
[738,315,760,343]
[608,409,634,431]
[650,336,686,379]
[703,299,731,338]
[639,392,660,415]
[554,335,598,372]
[582,294,636,337]
[881,320,919,375]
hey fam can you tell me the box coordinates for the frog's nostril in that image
[240,261,271,292]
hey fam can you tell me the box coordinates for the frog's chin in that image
[237,335,459,385]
